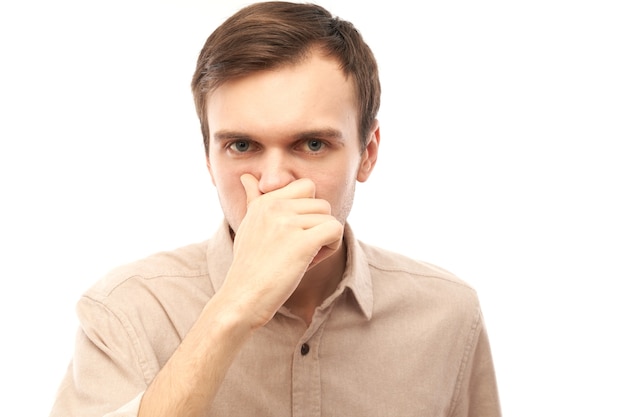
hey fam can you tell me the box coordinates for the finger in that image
[303,219,344,250]
[240,173,262,205]
[304,220,344,268]
[281,198,332,215]
[264,177,316,200]
[291,213,338,230]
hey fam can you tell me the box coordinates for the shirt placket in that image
[290,313,329,417]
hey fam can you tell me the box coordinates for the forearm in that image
[138,178,343,416]
[138,294,253,417]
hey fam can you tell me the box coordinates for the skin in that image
[138,49,379,417]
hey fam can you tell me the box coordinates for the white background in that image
[1,0,624,415]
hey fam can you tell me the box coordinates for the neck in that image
[284,241,347,325]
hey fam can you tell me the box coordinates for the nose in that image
[257,151,297,194]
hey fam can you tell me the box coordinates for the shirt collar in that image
[206,219,373,320]
[334,223,373,319]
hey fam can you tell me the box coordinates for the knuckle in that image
[299,178,316,194]
[319,199,332,213]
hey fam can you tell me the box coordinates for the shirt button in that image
[301,343,310,356]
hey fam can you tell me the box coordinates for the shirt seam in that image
[447,305,482,416]
[83,295,154,384]
[368,262,475,290]
[95,271,209,298]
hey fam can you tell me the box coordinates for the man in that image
[50,2,501,416]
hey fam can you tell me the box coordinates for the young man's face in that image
[206,50,379,234]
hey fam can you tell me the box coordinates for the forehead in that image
[206,52,358,139]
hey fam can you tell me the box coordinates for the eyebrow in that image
[212,128,345,144]
[212,130,251,142]
[295,128,345,143]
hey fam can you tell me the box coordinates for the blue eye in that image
[307,139,323,151]
[230,141,250,152]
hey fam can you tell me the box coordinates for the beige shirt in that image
[50,221,501,417]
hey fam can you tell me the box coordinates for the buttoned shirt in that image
[49,221,501,417]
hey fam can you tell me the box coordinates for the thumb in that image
[240,173,262,205]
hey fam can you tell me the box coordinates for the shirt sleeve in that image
[449,309,502,417]
[49,296,150,417]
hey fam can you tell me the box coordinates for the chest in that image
[208,308,469,417]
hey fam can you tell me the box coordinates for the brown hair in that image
[191,1,380,153]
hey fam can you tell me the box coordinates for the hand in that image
[218,174,343,328]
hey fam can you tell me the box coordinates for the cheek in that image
[209,159,246,195]
[215,175,246,207]
[312,168,357,203]
[212,172,249,225]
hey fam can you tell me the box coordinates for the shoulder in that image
[85,241,211,301]
[360,241,469,284]
[358,240,478,301]
[73,241,213,372]
[356,241,484,335]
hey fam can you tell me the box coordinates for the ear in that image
[357,120,380,182]
[206,154,216,186]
